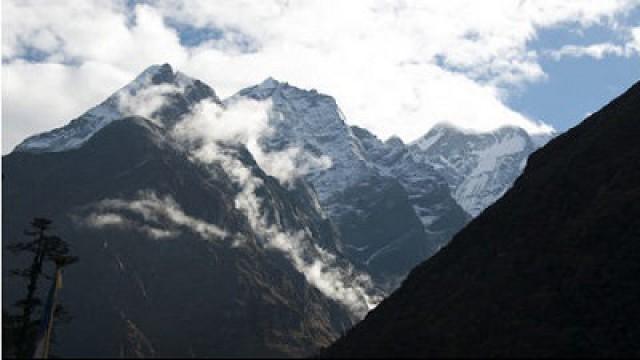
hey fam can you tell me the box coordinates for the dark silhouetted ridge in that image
[324,80,640,357]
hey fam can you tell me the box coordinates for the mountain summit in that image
[410,124,552,216]
[16,64,220,153]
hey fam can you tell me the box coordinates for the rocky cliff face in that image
[352,126,470,253]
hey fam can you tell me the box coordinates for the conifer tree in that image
[5,218,78,358]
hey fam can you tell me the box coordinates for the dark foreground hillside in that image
[324,81,640,357]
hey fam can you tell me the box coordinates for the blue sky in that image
[3,1,640,153]
[510,51,640,132]
[509,9,640,132]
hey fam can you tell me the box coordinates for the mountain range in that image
[15,64,549,285]
[4,63,550,357]
[324,80,640,357]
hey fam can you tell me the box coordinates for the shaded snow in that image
[15,64,209,153]
[410,124,548,216]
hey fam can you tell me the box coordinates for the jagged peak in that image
[145,63,173,75]
[128,63,199,92]
[237,77,330,102]
[350,125,377,139]
[259,76,281,89]
[133,63,173,83]
[385,136,405,148]
[423,122,535,139]
[427,121,555,138]
[15,63,218,153]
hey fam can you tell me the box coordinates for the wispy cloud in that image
[174,97,332,186]
[207,148,380,316]
[547,43,628,60]
[546,25,640,60]
[175,98,381,316]
[116,82,182,126]
[77,190,228,240]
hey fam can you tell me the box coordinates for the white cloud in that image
[79,190,228,240]
[174,98,332,186]
[2,61,132,153]
[253,147,332,188]
[210,149,381,316]
[2,1,187,153]
[546,24,640,60]
[116,81,182,125]
[2,1,187,70]
[548,43,628,60]
[630,27,640,52]
[174,99,381,316]
[3,0,640,153]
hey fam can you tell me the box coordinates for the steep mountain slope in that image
[4,64,383,357]
[236,79,468,286]
[236,78,372,207]
[411,124,551,216]
[324,82,640,357]
[351,126,470,252]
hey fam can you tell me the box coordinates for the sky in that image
[2,0,640,154]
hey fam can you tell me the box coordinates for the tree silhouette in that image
[4,218,78,358]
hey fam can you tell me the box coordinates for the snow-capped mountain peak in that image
[409,123,551,216]
[258,76,280,89]
[15,64,218,153]
[11,65,546,290]
[235,80,370,205]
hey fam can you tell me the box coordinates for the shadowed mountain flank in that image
[324,82,640,357]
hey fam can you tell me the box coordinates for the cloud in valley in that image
[174,97,332,186]
[174,99,380,316]
[78,190,228,240]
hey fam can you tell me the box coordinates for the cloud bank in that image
[5,0,640,152]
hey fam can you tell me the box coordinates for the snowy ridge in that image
[410,123,553,216]
[11,64,547,286]
[234,80,470,284]
[235,78,374,207]
[351,126,470,248]
[15,64,218,153]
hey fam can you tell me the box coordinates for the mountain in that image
[14,67,538,290]
[351,126,470,253]
[3,65,376,357]
[5,63,559,357]
[323,81,640,357]
[16,64,221,153]
[235,79,468,287]
[410,123,552,216]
